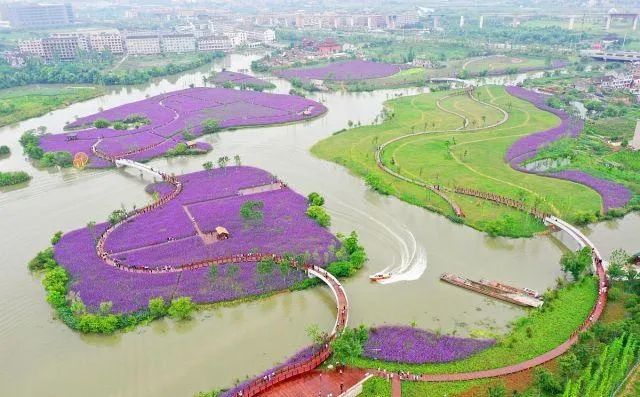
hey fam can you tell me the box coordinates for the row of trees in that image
[0,51,224,89]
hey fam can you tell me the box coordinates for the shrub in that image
[51,231,63,245]
[307,192,325,206]
[93,119,110,128]
[167,297,196,320]
[28,247,56,271]
[148,297,167,318]
[108,208,128,225]
[560,247,592,280]
[330,326,369,364]
[202,119,220,135]
[112,121,126,130]
[40,151,73,167]
[202,161,213,170]
[306,205,331,227]
[240,200,264,222]
[19,130,44,160]
[0,171,31,186]
[0,145,9,155]
[573,211,597,225]
[77,313,119,333]
[364,173,393,195]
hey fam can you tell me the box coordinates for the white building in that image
[245,29,275,43]
[88,31,124,54]
[161,34,196,53]
[224,31,247,47]
[125,33,161,55]
[197,35,232,52]
[18,39,45,57]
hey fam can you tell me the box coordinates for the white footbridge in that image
[115,159,164,180]
[544,215,606,271]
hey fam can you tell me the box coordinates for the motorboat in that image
[369,272,392,281]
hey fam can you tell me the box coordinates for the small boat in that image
[369,272,392,281]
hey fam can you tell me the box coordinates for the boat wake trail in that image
[331,197,428,284]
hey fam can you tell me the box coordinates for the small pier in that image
[440,273,544,308]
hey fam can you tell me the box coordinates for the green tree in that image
[202,161,213,170]
[330,326,368,364]
[202,119,220,135]
[167,297,196,320]
[50,231,63,245]
[307,192,325,206]
[306,205,331,227]
[217,155,230,169]
[560,247,592,280]
[93,119,110,128]
[148,297,167,318]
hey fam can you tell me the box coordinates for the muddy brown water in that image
[0,53,638,397]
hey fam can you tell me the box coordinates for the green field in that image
[462,55,549,74]
[113,52,211,71]
[0,85,103,127]
[311,85,601,236]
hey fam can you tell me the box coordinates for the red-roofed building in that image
[317,38,341,55]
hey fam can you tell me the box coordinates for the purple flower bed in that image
[363,326,495,364]
[53,166,338,313]
[211,71,274,88]
[276,60,402,82]
[40,88,326,167]
[505,86,631,210]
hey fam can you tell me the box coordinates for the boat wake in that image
[330,197,428,285]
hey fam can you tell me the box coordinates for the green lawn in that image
[114,52,210,71]
[311,85,601,236]
[0,85,103,127]
[351,277,597,374]
[329,68,428,91]
[462,55,549,74]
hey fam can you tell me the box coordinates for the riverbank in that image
[0,85,104,128]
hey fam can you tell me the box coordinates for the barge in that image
[440,273,544,308]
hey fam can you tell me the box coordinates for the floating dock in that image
[440,273,544,308]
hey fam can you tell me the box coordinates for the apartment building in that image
[124,33,162,55]
[18,39,46,57]
[88,31,124,54]
[19,36,82,60]
[161,34,196,53]
[245,29,276,43]
[196,35,232,52]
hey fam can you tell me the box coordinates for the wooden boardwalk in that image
[391,375,401,397]
[259,368,366,397]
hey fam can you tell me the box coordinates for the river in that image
[0,53,638,397]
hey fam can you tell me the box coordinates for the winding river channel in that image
[1,53,639,397]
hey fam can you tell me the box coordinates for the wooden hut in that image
[215,226,230,240]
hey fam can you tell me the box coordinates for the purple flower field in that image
[39,88,326,167]
[276,60,402,82]
[505,86,631,210]
[53,166,338,313]
[211,71,274,88]
[363,326,495,364]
